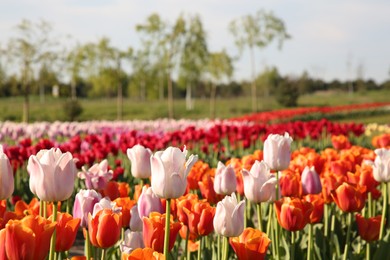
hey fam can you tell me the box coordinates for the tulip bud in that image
[130,205,143,231]
[78,159,113,190]
[0,145,14,200]
[150,146,198,199]
[214,162,237,195]
[127,145,153,179]
[213,193,245,237]
[137,186,163,219]
[88,209,122,249]
[372,148,390,183]
[73,189,102,228]
[301,166,322,195]
[263,132,293,171]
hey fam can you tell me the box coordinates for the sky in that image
[1,0,390,83]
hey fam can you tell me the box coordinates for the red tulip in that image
[331,182,366,213]
[356,214,381,242]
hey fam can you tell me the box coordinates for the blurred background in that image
[0,0,389,122]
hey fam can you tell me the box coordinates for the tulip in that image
[127,144,153,179]
[27,148,77,202]
[88,208,122,248]
[213,192,245,237]
[301,166,322,195]
[331,182,365,213]
[263,132,293,171]
[4,215,56,260]
[114,197,136,228]
[121,247,165,260]
[138,186,164,219]
[120,229,144,254]
[356,214,381,242]
[50,212,81,252]
[130,205,143,231]
[182,201,215,238]
[92,197,122,217]
[274,197,313,231]
[198,173,224,205]
[372,148,390,182]
[78,159,113,190]
[0,145,14,200]
[214,161,237,195]
[229,227,271,260]
[150,146,198,199]
[304,194,324,224]
[242,160,277,203]
[73,189,102,228]
[143,212,182,253]
[279,169,302,198]
[331,134,351,150]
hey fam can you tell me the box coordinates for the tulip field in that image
[0,103,390,260]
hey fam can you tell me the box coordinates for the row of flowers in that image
[0,131,390,259]
[230,102,390,123]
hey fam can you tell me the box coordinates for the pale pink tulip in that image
[0,145,14,200]
[137,186,163,219]
[301,166,322,194]
[263,132,293,171]
[242,160,278,203]
[213,192,245,237]
[372,148,390,183]
[27,148,77,202]
[127,145,153,179]
[92,197,122,217]
[73,189,102,227]
[150,146,198,199]
[120,229,144,254]
[78,159,113,190]
[130,205,143,231]
[214,161,237,195]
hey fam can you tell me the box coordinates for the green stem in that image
[274,203,280,260]
[66,198,70,214]
[257,202,262,231]
[85,230,91,260]
[185,227,189,260]
[139,178,144,188]
[217,235,221,260]
[197,237,203,260]
[307,224,313,260]
[101,248,106,260]
[39,200,44,217]
[380,183,388,240]
[268,205,276,259]
[368,192,372,218]
[164,199,171,258]
[366,242,370,260]
[48,201,58,260]
[276,171,280,201]
[342,213,352,260]
[222,236,228,260]
[43,201,47,219]
[291,231,295,260]
[244,198,248,229]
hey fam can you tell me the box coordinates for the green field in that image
[1,89,390,123]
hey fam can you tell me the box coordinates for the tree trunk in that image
[167,74,174,118]
[209,82,217,119]
[23,85,29,123]
[185,83,193,111]
[71,79,77,100]
[117,82,123,120]
[250,46,257,112]
[159,74,164,101]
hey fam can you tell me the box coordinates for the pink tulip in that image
[137,186,163,219]
[214,161,237,195]
[130,205,143,231]
[73,189,102,227]
[120,230,144,254]
[263,132,293,171]
[27,148,77,202]
[0,145,14,200]
[213,193,245,237]
[92,197,122,217]
[78,159,113,190]
[127,145,153,179]
[242,160,278,203]
[301,166,322,195]
[150,146,198,199]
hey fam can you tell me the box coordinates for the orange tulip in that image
[114,197,136,228]
[50,212,80,252]
[176,194,198,226]
[122,247,165,260]
[280,169,302,198]
[331,135,351,150]
[347,164,381,199]
[101,181,121,200]
[4,215,56,260]
[187,161,210,190]
[304,194,324,224]
[331,182,366,213]
[198,173,224,205]
[356,214,381,242]
[143,212,182,253]
[0,229,6,260]
[14,198,61,217]
[88,209,122,248]
[321,171,346,204]
[118,182,131,198]
[275,197,313,231]
[229,227,271,260]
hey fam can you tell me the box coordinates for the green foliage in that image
[63,99,83,121]
[275,78,300,107]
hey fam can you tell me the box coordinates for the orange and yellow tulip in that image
[88,208,122,249]
[274,197,313,231]
[229,227,271,260]
[114,197,136,228]
[122,247,165,260]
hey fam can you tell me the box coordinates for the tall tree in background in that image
[229,10,290,112]
[207,50,233,119]
[137,13,186,118]
[7,19,58,122]
[178,14,209,111]
[66,44,86,99]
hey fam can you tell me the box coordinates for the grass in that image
[0,89,389,123]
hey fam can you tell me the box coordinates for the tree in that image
[229,10,290,112]
[207,50,233,118]
[178,14,209,111]
[7,19,58,122]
